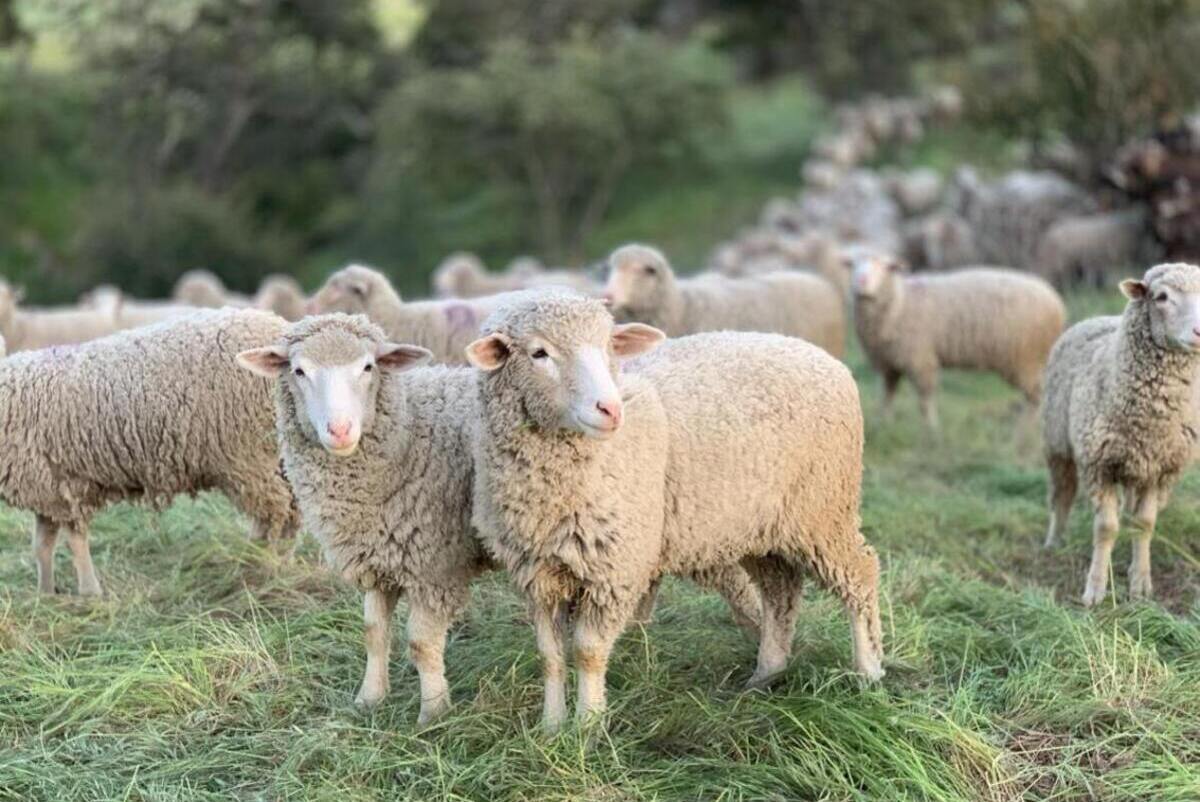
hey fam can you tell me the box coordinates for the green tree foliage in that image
[377,32,731,262]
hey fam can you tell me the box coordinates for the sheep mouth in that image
[573,417,620,439]
[323,440,361,457]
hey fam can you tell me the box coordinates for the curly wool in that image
[610,245,846,359]
[308,264,511,365]
[629,331,884,662]
[273,313,491,614]
[853,266,1065,404]
[0,308,298,537]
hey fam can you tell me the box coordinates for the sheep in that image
[80,285,197,330]
[1034,210,1157,288]
[847,252,1066,429]
[172,269,252,308]
[237,312,760,726]
[604,244,846,359]
[254,274,308,321]
[307,264,509,365]
[0,332,6,358]
[0,309,299,596]
[1041,264,1200,606]
[466,292,884,728]
[900,212,979,271]
[790,169,902,254]
[0,280,122,352]
[432,252,524,299]
[884,167,944,218]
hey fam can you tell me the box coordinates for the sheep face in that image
[1121,263,1200,352]
[603,244,673,323]
[308,265,391,318]
[467,296,663,439]
[237,324,429,456]
[848,252,905,298]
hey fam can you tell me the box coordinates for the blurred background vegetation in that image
[1,0,1198,300]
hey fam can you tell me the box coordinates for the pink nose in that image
[327,420,352,439]
[596,400,622,428]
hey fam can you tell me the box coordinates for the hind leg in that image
[631,577,661,626]
[807,535,885,680]
[880,369,902,422]
[1082,487,1119,607]
[742,555,804,688]
[65,522,102,597]
[688,565,763,639]
[1044,454,1078,549]
[32,516,59,594]
[1127,486,1158,601]
[910,365,940,432]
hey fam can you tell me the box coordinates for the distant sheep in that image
[254,274,308,321]
[848,253,1065,428]
[308,264,508,365]
[605,244,846,358]
[1041,263,1200,606]
[1,309,299,596]
[80,285,196,330]
[1035,210,1157,288]
[172,270,252,309]
[0,280,121,352]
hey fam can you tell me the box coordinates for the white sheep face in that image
[307,265,385,318]
[1122,264,1200,352]
[603,244,672,322]
[849,252,903,297]
[467,301,664,439]
[237,330,429,456]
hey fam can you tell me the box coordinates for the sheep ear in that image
[612,323,665,358]
[236,345,290,377]
[1120,279,1148,300]
[465,333,512,371]
[376,343,431,372]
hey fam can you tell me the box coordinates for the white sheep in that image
[884,167,944,218]
[467,291,883,729]
[80,285,197,330]
[254,274,308,321]
[604,244,846,359]
[0,309,299,596]
[307,264,509,365]
[847,252,1066,429]
[172,269,252,309]
[0,280,122,352]
[1041,263,1200,605]
[1034,210,1157,287]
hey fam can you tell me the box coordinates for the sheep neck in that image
[1109,300,1200,433]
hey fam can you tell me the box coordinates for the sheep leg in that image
[65,523,102,597]
[355,588,398,708]
[573,608,628,723]
[32,516,59,594]
[1044,455,1077,549]
[1082,489,1119,607]
[533,600,569,733]
[1127,488,1158,601]
[743,555,804,689]
[631,577,661,625]
[880,370,902,421]
[407,600,453,726]
[913,369,940,432]
[688,565,763,639]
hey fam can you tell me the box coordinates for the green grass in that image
[3,287,1200,801]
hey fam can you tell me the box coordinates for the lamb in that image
[172,269,252,308]
[236,313,760,726]
[604,244,846,359]
[467,291,883,730]
[0,309,299,596]
[254,274,308,321]
[1041,263,1200,606]
[0,280,122,352]
[307,264,508,365]
[847,253,1066,429]
[1034,210,1156,288]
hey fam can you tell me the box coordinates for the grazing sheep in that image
[0,280,122,352]
[1041,264,1200,605]
[1035,210,1156,288]
[254,274,308,321]
[848,253,1066,428]
[604,244,846,358]
[307,264,508,365]
[172,270,252,309]
[238,313,759,725]
[1,309,299,596]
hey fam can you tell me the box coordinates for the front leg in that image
[1128,487,1159,600]
[1082,488,1119,607]
[533,600,568,733]
[573,608,629,723]
[355,588,398,707]
[407,599,453,725]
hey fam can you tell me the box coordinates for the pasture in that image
[2,290,1199,802]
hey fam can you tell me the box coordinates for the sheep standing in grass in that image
[0,280,122,352]
[0,309,299,596]
[468,292,882,730]
[604,244,846,358]
[1041,264,1200,606]
[307,264,508,365]
[848,253,1065,429]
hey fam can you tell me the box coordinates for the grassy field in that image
[3,289,1200,801]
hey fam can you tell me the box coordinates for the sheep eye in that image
[1155,292,1169,303]
[293,367,305,378]
[643,265,657,276]
[531,348,549,360]
[363,363,374,373]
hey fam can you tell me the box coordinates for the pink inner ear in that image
[444,303,478,333]
[466,335,509,370]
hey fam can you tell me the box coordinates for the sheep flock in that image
[5,85,1200,736]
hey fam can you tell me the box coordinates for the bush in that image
[70,183,300,299]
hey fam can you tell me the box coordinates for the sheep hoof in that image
[77,583,103,598]
[744,668,786,691]
[1129,573,1153,600]
[354,687,386,709]
[417,696,452,727]
[1081,585,1106,608]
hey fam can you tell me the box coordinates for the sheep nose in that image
[596,400,622,428]
[1193,326,1200,338]
[327,420,352,439]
